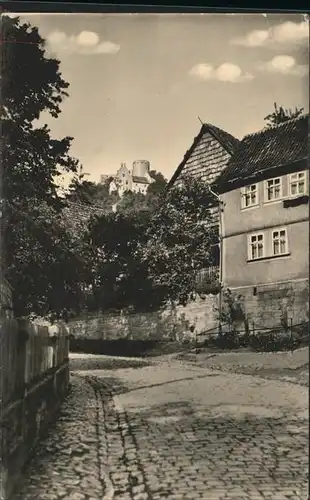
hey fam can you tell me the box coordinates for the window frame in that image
[248,232,265,261]
[271,227,288,257]
[241,183,259,209]
[289,171,307,198]
[264,176,283,203]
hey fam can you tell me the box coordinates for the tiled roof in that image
[132,176,151,184]
[215,114,309,190]
[168,123,239,187]
[61,201,106,237]
[205,123,240,156]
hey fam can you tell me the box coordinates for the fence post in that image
[252,321,255,335]
[244,317,249,336]
[290,317,293,351]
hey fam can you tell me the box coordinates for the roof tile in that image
[205,123,240,155]
[168,123,239,187]
[61,201,106,237]
[216,114,308,188]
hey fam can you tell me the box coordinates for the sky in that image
[6,12,310,184]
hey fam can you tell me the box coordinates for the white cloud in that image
[273,20,309,44]
[231,20,309,48]
[234,29,270,47]
[189,63,214,80]
[46,30,120,55]
[189,62,253,83]
[94,41,120,55]
[76,31,99,47]
[257,55,308,76]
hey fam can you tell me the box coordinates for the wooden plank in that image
[1,318,69,405]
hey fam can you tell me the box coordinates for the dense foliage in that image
[65,168,167,215]
[264,102,304,128]
[66,167,119,209]
[148,170,167,196]
[142,176,218,305]
[86,210,158,312]
[87,176,218,312]
[1,16,217,319]
[1,16,84,318]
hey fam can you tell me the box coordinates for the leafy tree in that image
[88,175,218,312]
[142,176,218,306]
[148,170,167,196]
[9,202,92,320]
[116,171,167,215]
[264,102,304,128]
[116,190,149,215]
[1,15,85,318]
[66,167,119,209]
[86,210,161,312]
[67,179,102,206]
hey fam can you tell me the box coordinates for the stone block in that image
[230,279,309,329]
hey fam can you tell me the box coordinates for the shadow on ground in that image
[123,399,309,495]
[69,339,190,358]
[12,375,309,499]
[84,372,308,494]
[69,356,152,372]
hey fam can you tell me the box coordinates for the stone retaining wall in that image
[68,294,219,344]
[231,279,309,330]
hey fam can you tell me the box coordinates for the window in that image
[265,177,282,202]
[289,171,306,196]
[272,229,288,256]
[241,184,258,208]
[249,233,264,260]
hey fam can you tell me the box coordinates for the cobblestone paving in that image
[13,356,309,500]
[117,400,309,500]
[13,375,106,500]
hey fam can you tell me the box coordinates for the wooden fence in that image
[0,318,69,407]
[1,317,70,499]
[196,265,220,284]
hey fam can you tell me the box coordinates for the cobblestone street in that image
[14,354,309,500]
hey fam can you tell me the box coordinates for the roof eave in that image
[216,157,308,194]
[205,125,238,156]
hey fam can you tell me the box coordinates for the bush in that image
[196,282,220,295]
[202,330,241,350]
[293,322,310,345]
[199,323,309,352]
[248,332,279,352]
[247,330,306,352]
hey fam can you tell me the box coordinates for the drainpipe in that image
[207,186,224,333]
[218,199,224,334]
